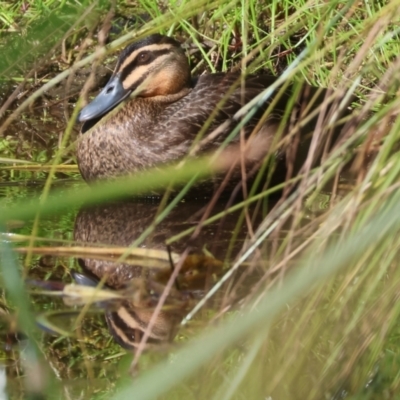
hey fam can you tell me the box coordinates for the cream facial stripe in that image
[118,43,174,72]
[122,53,172,90]
[107,317,133,347]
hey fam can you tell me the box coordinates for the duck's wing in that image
[160,73,336,149]
[158,73,279,150]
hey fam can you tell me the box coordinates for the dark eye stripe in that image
[120,49,171,81]
[106,309,164,349]
[123,70,150,92]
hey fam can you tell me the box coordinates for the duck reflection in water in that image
[73,200,247,350]
[71,270,192,350]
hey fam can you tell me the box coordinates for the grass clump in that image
[1,1,400,400]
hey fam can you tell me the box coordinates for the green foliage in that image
[2,0,400,399]
[0,1,90,78]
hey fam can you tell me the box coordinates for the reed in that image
[1,0,400,399]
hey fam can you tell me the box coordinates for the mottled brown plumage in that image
[77,34,350,188]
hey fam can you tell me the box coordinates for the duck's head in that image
[78,34,191,122]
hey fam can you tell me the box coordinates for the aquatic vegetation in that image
[1,1,400,399]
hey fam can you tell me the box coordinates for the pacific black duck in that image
[77,34,351,188]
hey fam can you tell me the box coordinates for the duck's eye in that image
[137,52,151,64]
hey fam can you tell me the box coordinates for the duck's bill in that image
[78,74,131,122]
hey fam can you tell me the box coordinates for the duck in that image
[77,34,351,189]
